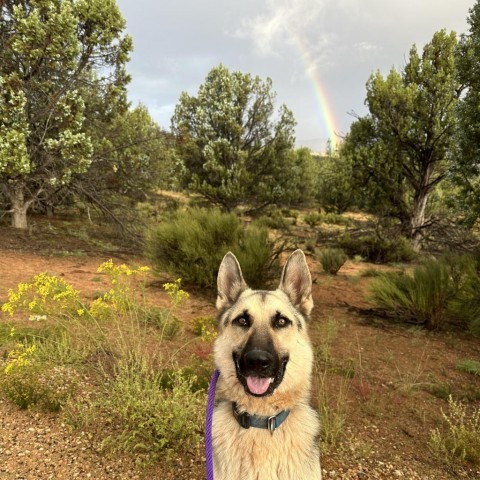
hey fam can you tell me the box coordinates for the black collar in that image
[232,402,290,433]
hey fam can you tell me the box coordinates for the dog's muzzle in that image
[233,350,289,397]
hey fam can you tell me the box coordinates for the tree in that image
[315,145,358,214]
[345,30,461,251]
[171,64,297,211]
[341,116,410,222]
[0,0,132,228]
[454,1,480,225]
[75,104,176,214]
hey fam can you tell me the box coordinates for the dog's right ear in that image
[278,249,313,317]
[216,252,248,310]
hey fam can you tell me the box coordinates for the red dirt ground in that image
[0,223,479,479]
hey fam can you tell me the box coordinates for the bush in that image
[304,212,323,227]
[321,213,352,226]
[256,209,290,230]
[318,249,348,275]
[370,261,453,330]
[1,343,78,411]
[146,208,278,288]
[429,396,480,465]
[370,254,480,331]
[338,233,416,264]
[91,363,206,464]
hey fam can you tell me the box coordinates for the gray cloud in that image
[116,0,474,151]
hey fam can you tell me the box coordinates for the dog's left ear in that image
[217,252,248,311]
[278,249,313,316]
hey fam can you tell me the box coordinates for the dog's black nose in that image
[242,349,273,372]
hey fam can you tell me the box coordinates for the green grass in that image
[457,359,480,377]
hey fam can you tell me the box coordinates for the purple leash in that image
[205,369,219,480]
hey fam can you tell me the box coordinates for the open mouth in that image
[233,353,289,397]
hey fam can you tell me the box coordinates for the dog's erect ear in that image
[216,252,248,311]
[278,249,313,316]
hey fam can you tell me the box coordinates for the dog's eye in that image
[273,316,291,329]
[233,316,250,328]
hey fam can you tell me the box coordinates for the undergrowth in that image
[0,260,206,466]
[370,253,480,331]
[429,396,480,465]
[318,248,348,275]
[145,207,279,288]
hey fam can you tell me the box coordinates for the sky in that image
[115,0,475,153]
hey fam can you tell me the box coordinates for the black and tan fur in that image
[212,249,322,480]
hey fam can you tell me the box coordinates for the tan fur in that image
[213,250,322,480]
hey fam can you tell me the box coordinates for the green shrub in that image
[321,213,352,226]
[143,306,181,339]
[457,360,480,377]
[256,209,290,230]
[429,396,480,465]
[338,233,415,264]
[370,254,480,331]
[281,208,298,220]
[304,212,323,227]
[1,343,79,411]
[94,363,206,464]
[370,260,453,330]
[318,248,348,275]
[146,208,278,288]
[446,253,478,331]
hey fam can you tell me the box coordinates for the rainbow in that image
[289,32,338,152]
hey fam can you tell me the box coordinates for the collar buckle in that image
[267,415,277,433]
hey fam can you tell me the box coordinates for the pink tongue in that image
[246,376,272,395]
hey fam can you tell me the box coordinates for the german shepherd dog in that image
[212,249,322,480]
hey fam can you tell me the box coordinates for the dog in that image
[212,249,322,480]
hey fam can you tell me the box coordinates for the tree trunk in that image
[10,183,30,230]
[410,188,429,252]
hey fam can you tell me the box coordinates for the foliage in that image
[77,362,206,465]
[1,342,78,411]
[457,359,480,377]
[318,249,348,275]
[255,209,291,231]
[0,262,204,466]
[190,316,217,342]
[146,208,279,288]
[1,273,80,318]
[305,211,352,228]
[0,0,132,228]
[73,104,178,232]
[321,213,352,226]
[315,151,357,213]
[304,212,323,228]
[338,233,415,264]
[454,1,480,226]
[343,30,462,251]
[429,396,480,465]
[371,262,453,330]
[171,64,298,210]
[370,254,480,330]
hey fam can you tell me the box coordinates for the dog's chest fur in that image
[212,401,321,480]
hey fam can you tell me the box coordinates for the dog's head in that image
[214,249,314,409]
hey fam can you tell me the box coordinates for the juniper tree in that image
[343,30,461,251]
[171,64,297,211]
[0,0,132,228]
